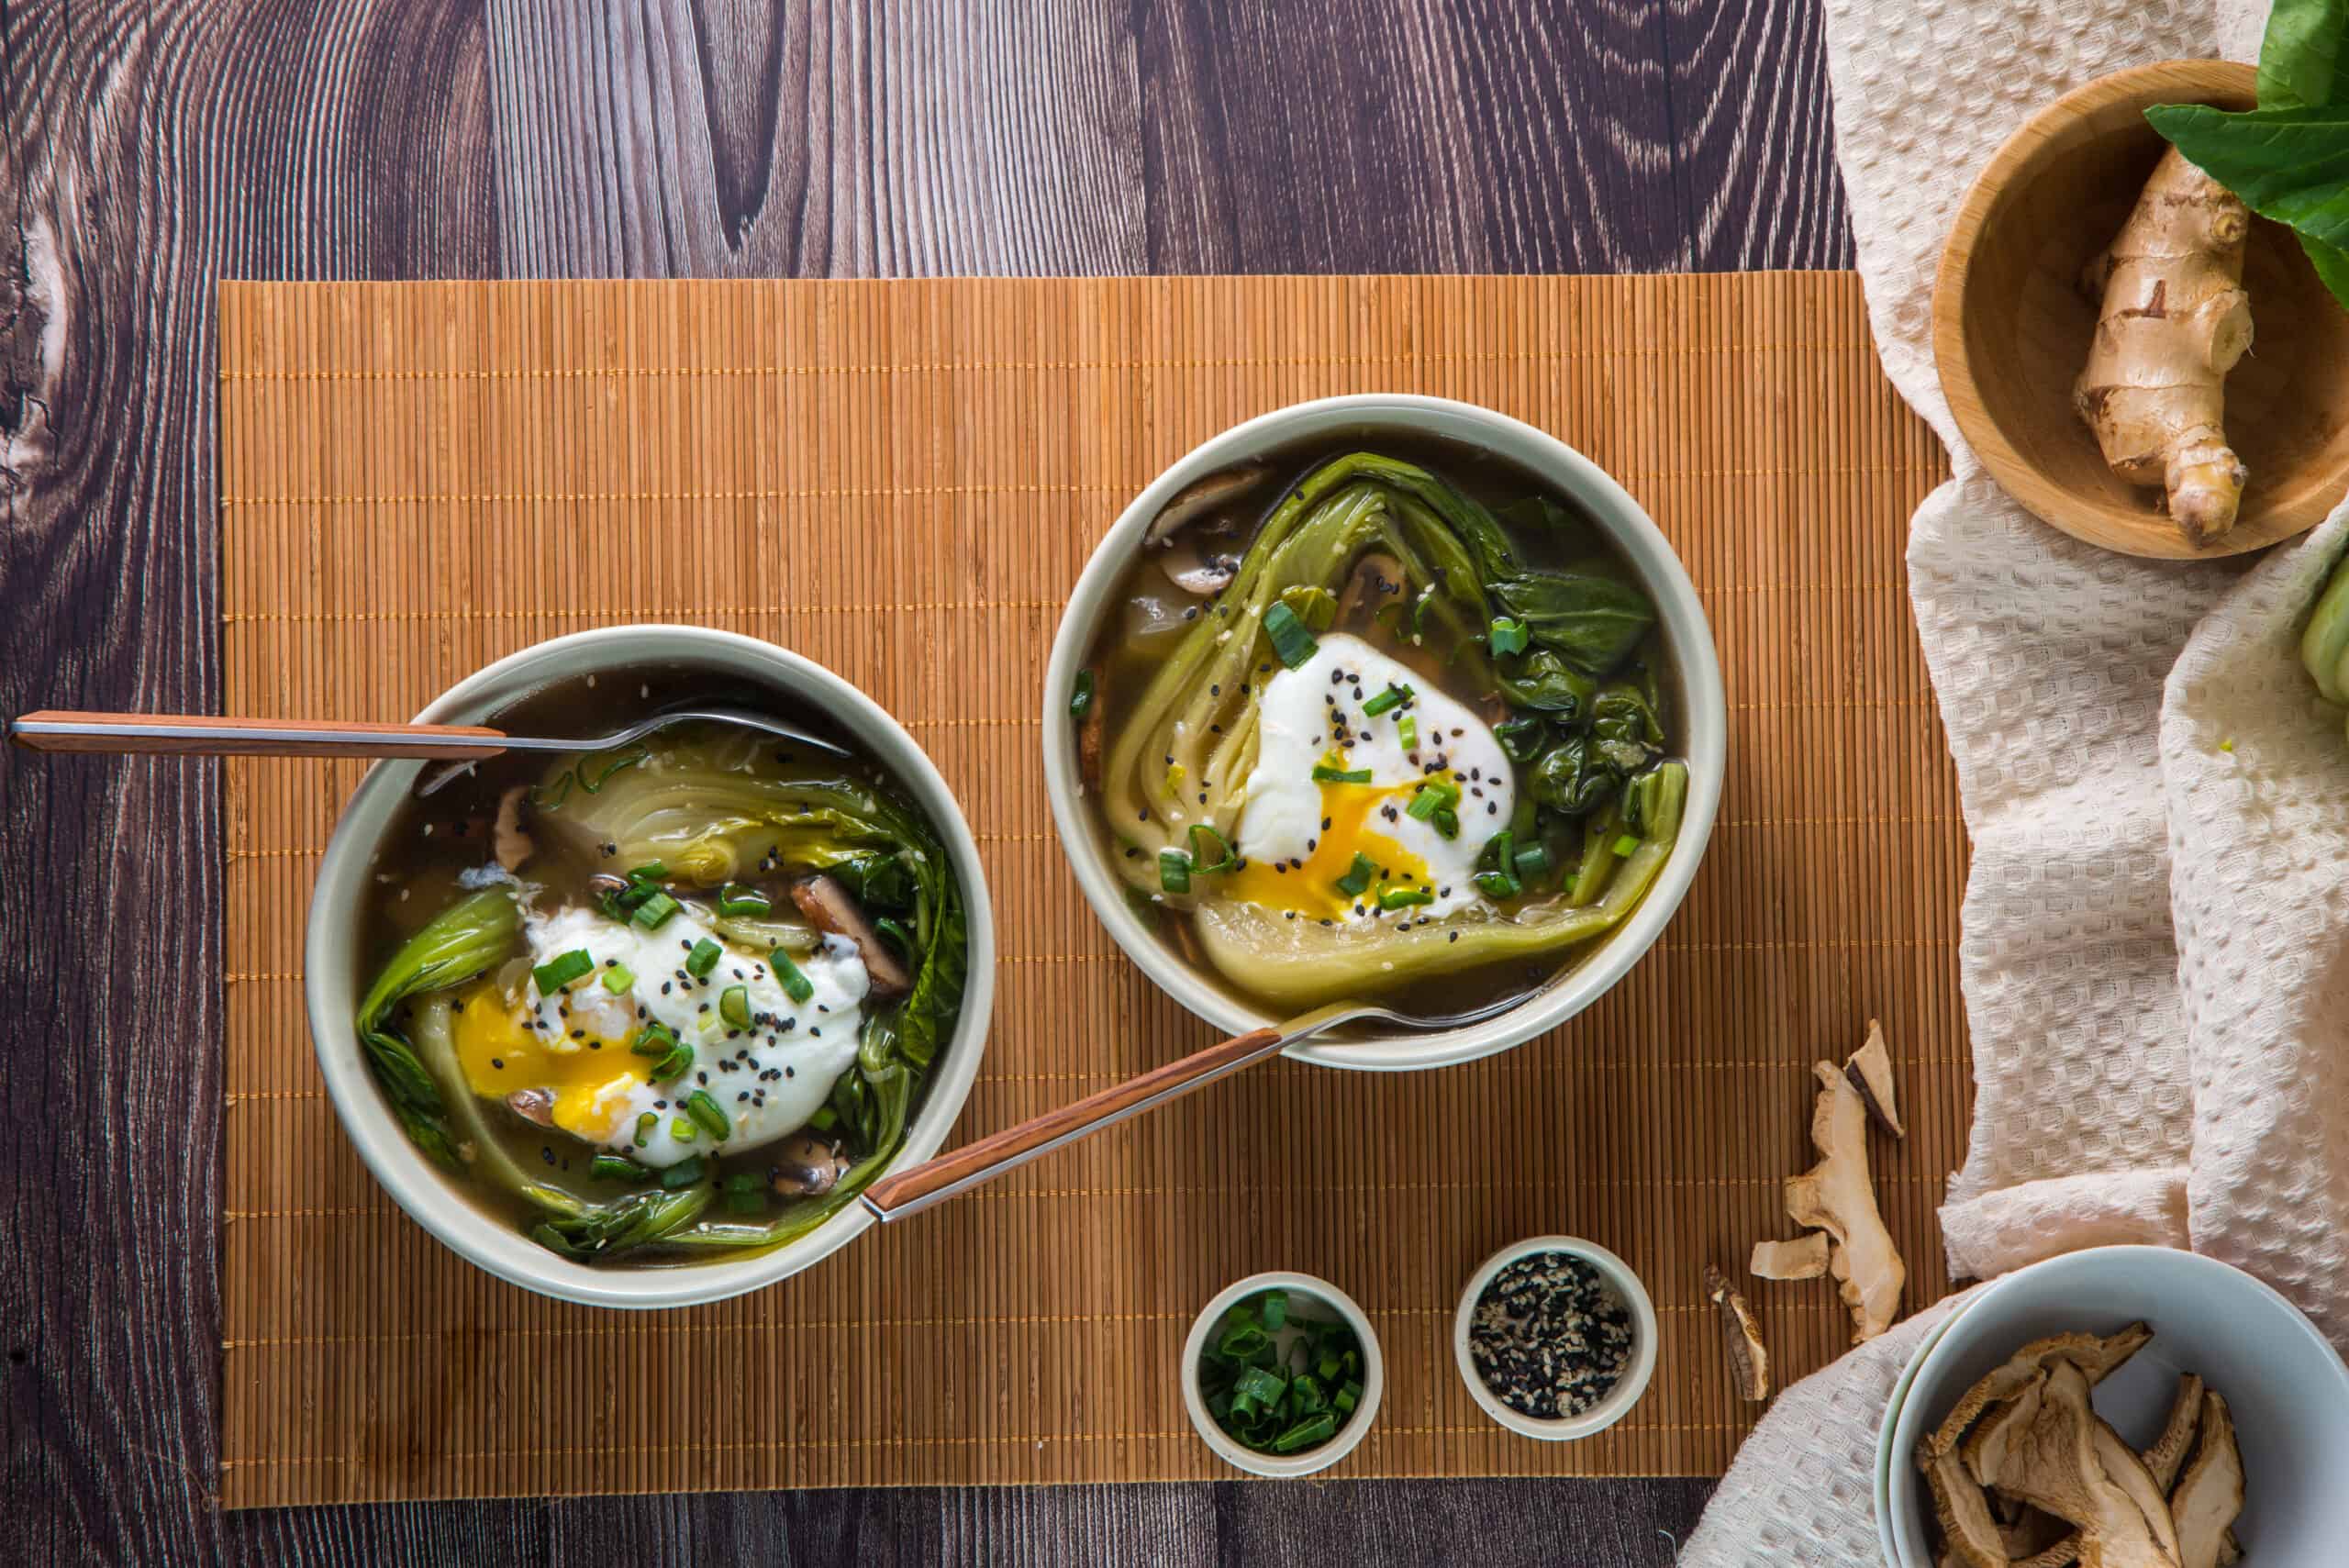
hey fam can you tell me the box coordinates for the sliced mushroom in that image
[2170,1392,2243,1568]
[1921,1324,2154,1465]
[1159,532,1243,597]
[2140,1374,2206,1492]
[1749,1233,1831,1281]
[2092,1418,2183,1562]
[788,873,912,995]
[1998,1361,2179,1568]
[2003,1507,2081,1564]
[494,784,535,873]
[1143,462,1271,550]
[1704,1262,1770,1402]
[506,1087,555,1128]
[770,1130,854,1197]
[1785,1059,1906,1342]
[2012,1536,2086,1568]
[1925,1447,2016,1568]
[1843,1018,1905,1139]
[1965,1369,2048,1488]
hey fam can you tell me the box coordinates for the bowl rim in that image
[1877,1245,2349,1568]
[1450,1234,1660,1440]
[301,624,997,1310]
[1039,393,1728,1071]
[1871,1295,1981,1568]
[1178,1268,1386,1477]
[1929,57,2334,561]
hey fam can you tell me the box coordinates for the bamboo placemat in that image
[217,273,1959,1507]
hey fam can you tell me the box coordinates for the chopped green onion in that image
[724,1188,767,1215]
[1397,712,1419,751]
[652,1041,695,1081]
[531,949,594,995]
[770,949,816,1005]
[628,861,670,882]
[1613,833,1640,857]
[1236,1366,1287,1406]
[1070,669,1096,720]
[1489,616,1530,656]
[671,1118,698,1143]
[1378,884,1434,911]
[717,884,772,917]
[632,1111,658,1149]
[1473,871,1519,899]
[1406,780,1460,819]
[1474,830,1522,901]
[1263,601,1319,669]
[1334,1382,1361,1414]
[1217,1323,1270,1362]
[630,891,681,929]
[1310,762,1374,784]
[660,1154,705,1188]
[1361,684,1412,717]
[724,1170,765,1194]
[589,1155,642,1183]
[1431,806,1460,840]
[809,1105,838,1132]
[1333,852,1379,898]
[1514,843,1551,878]
[1186,823,1237,875]
[1271,1412,1338,1453]
[630,1021,678,1058]
[1260,1291,1288,1330]
[599,963,636,994]
[685,938,722,977]
[719,985,751,1029]
[684,1089,732,1142]
[1159,848,1193,895]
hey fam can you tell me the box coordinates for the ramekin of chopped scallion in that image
[1179,1271,1385,1477]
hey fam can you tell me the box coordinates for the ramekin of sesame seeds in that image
[1452,1235,1658,1440]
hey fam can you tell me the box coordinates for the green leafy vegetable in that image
[352,889,522,1166]
[1264,601,1319,669]
[1487,572,1656,678]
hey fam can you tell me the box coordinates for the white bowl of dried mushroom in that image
[1882,1245,2349,1568]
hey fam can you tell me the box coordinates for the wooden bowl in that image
[1934,60,2349,559]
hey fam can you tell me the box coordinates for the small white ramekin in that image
[1180,1270,1386,1477]
[1453,1235,1659,1440]
[303,626,996,1310]
[1041,394,1727,1071]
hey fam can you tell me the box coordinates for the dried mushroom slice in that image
[2092,1418,2183,1562]
[1785,1060,1906,1341]
[1998,1361,2179,1568]
[2170,1391,2243,1568]
[1704,1262,1769,1402]
[1920,1324,2154,1466]
[1964,1369,2048,1488]
[2140,1374,2206,1492]
[1749,1233,1831,1281]
[2002,1507,2082,1565]
[1925,1444,2017,1568]
[1844,1017,1906,1139]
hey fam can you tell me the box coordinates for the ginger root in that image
[2074,146,2254,547]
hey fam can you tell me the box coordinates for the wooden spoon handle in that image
[860,1025,1288,1221]
[7,710,509,759]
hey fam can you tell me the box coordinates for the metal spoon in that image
[7,705,847,796]
[859,991,1535,1222]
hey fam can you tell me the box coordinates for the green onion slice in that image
[684,1089,732,1142]
[1310,762,1374,784]
[1361,684,1412,717]
[1489,617,1531,656]
[1405,780,1460,819]
[633,1111,658,1149]
[652,1041,696,1081]
[1378,884,1434,911]
[670,1118,698,1144]
[630,1021,678,1058]
[685,938,722,977]
[717,884,772,917]
[1186,823,1237,875]
[1070,669,1096,721]
[660,1154,706,1188]
[531,949,595,995]
[590,1154,642,1183]
[1159,848,1193,895]
[1263,601,1319,669]
[1397,713,1419,752]
[1513,843,1551,878]
[1431,806,1460,840]
[1333,852,1379,898]
[630,891,681,930]
[770,949,816,1005]
[724,1188,767,1215]
[809,1105,838,1132]
[719,984,751,1029]
[1613,833,1640,857]
[599,963,636,994]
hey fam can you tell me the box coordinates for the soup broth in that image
[355,663,969,1267]
[1074,430,1688,1020]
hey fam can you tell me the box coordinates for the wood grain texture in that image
[0,0,1861,1558]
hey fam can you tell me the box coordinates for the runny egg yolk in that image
[451,980,649,1143]
[1222,773,1450,921]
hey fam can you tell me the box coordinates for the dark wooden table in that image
[3,4,1853,1562]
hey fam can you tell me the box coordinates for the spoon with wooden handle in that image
[859,990,1534,1222]
[8,706,848,769]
